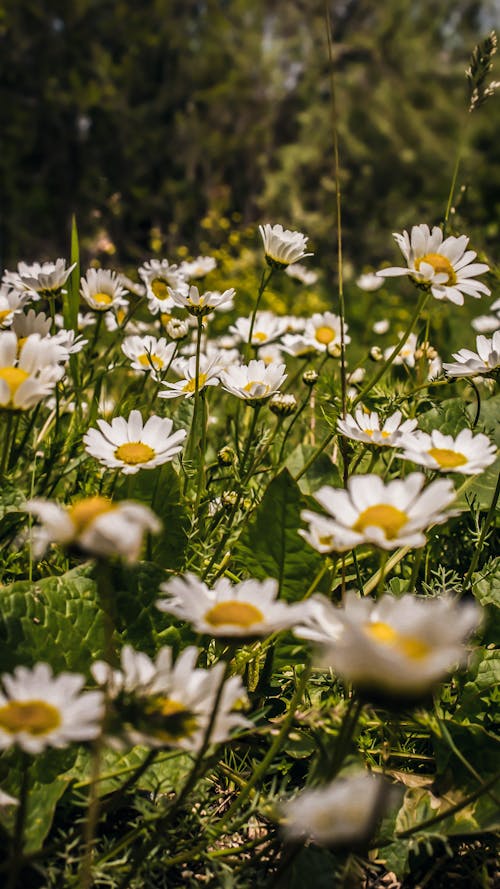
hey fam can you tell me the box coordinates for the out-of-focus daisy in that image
[0,663,104,754]
[285,263,318,285]
[84,410,186,474]
[164,317,190,340]
[398,428,496,474]
[472,297,500,333]
[118,273,146,298]
[280,333,318,358]
[300,473,456,552]
[0,286,27,328]
[304,312,350,355]
[0,332,64,410]
[230,312,287,347]
[12,309,52,341]
[139,259,187,313]
[383,332,418,367]
[159,353,223,399]
[180,256,217,279]
[26,495,161,562]
[221,359,287,402]
[373,319,390,335]
[281,772,386,846]
[377,224,490,305]
[337,408,418,447]
[157,574,311,638]
[357,272,384,292]
[168,284,235,316]
[257,342,285,366]
[91,644,249,750]
[122,335,176,379]
[299,591,480,699]
[4,259,76,297]
[443,331,500,377]
[259,223,312,269]
[80,268,128,312]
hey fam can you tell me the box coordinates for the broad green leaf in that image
[454,648,500,724]
[472,560,500,641]
[234,469,323,601]
[394,783,500,838]
[72,745,192,798]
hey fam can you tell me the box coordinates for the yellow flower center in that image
[69,496,116,533]
[183,373,207,393]
[318,534,334,549]
[0,309,12,325]
[138,353,164,370]
[243,380,269,395]
[0,366,29,398]
[428,447,467,469]
[253,331,268,343]
[93,292,113,306]
[144,697,198,742]
[160,312,172,326]
[353,504,408,539]
[151,278,169,300]
[414,253,456,285]
[114,442,156,465]
[315,326,335,345]
[116,308,127,325]
[365,621,430,660]
[205,600,264,628]
[0,700,61,735]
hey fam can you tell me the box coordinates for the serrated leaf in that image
[234,469,323,601]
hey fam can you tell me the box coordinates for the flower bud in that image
[269,393,298,416]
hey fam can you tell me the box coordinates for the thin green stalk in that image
[0,410,14,476]
[278,389,312,463]
[363,547,411,596]
[6,753,30,889]
[246,268,273,359]
[463,470,500,589]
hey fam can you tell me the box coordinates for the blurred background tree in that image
[0,0,499,270]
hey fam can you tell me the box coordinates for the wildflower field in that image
[0,8,499,889]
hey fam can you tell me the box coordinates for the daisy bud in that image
[370,346,383,362]
[302,369,319,386]
[269,392,297,416]
[217,446,236,466]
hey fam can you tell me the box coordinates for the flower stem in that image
[246,268,273,360]
[6,753,30,889]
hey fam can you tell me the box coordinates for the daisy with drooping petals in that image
[304,312,350,355]
[180,256,217,279]
[356,272,384,292]
[157,574,311,638]
[298,591,480,699]
[221,359,287,402]
[259,223,312,269]
[91,644,249,750]
[26,495,161,561]
[301,473,456,552]
[443,330,500,377]
[0,331,64,410]
[4,259,76,297]
[80,268,128,312]
[377,224,490,305]
[159,353,223,399]
[285,263,318,285]
[0,663,104,754]
[398,428,496,474]
[337,408,418,447]
[281,772,386,846]
[84,410,186,474]
[230,311,288,347]
[168,284,235,316]
[121,335,177,379]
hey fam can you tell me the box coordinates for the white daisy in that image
[373,319,390,334]
[280,333,318,358]
[356,272,384,292]
[159,353,223,399]
[91,644,249,750]
[180,256,217,279]
[304,312,350,355]
[168,284,235,316]
[383,332,418,368]
[0,286,27,328]
[300,591,480,698]
[26,495,161,562]
[121,335,177,379]
[0,663,104,754]
[443,331,500,377]
[281,772,386,846]
[471,297,500,334]
[84,410,186,474]
[337,408,418,447]
[398,428,497,474]
[377,224,490,305]
[4,259,76,296]
[157,574,311,638]
[80,268,128,312]
[229,312,287,347]
[300,473,456,552]
[221,359,287,402]
[285,263,318,285]
[259,223,312,268]
[138,259,187,314]
[0,332,64,410]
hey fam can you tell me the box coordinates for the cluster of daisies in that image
[0,220,497,847]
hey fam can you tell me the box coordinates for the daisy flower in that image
[299,591,480,699]
[356,272,384,292]
[0,663,104,754]
[0,286,27,328]
[281,772,386,846]
[157,574,311,638]
[377,224,490,305]
[180,256,217,279]
[383,332,418,368]
[373,319,390,334]
[4,259,76,297]
[304,312,350,355]
[159,353,223,399]
[84,410,186,474]
[0,332,64,410]
[472,297,500,333]
[398,428,496,474]
[259,223,312,269]
[284,263,318,285]
[91,644,249,750]
[443,331,500,377]
[337,408,418,447]
[138,259,187,313]
[300,473,456,552]
[221,359,287,402]
[121,335,176,379]
[26,495,161,562]
[168,284,235,316]
[229,312,287,347]
[80,268,128,312]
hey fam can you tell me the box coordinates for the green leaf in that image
[64,214,80,332]
[113,560,180,656]
[234,469,323,601]
[72,745,192,799]
[472,560,500,641]
[285,443,340,495]
[0,564,109,673]
[454,648,500,724]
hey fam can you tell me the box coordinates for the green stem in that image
[0,411,14,477]
[278,389,312,464]
[363,547,411,596]
[6,753,30,889]
[463,470,500,589]
[323,695,363,782]
[247,268,273,360]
